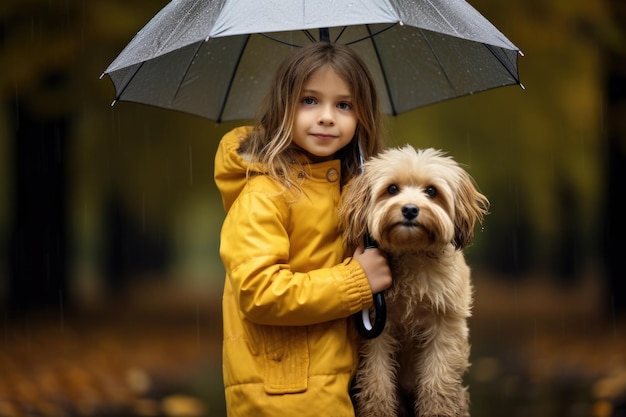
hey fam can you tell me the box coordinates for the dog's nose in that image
[402,204,419,220]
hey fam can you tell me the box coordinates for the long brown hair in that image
[239,41,385,191]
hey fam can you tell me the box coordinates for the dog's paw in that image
[417,392,470,417]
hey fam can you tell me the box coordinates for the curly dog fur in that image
[340,145,489,417]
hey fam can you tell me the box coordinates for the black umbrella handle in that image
[355,233,387,339]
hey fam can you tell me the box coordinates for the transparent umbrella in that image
[101,0,523,122]
[101,0,524,338]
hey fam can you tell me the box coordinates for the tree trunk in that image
[7,90,69,316]
[604,1,626,316]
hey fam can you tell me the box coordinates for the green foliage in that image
[0,0,618,285]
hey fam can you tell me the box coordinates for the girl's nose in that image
[318,106,335,125]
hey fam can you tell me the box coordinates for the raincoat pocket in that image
[262,326,309,394]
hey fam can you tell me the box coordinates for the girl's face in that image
[292,66,358,162]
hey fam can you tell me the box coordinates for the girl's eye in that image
[337,102,352,110]
[425,186,437,198]
[302,97,316,105]
[387,184,399,195]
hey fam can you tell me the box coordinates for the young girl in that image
[214,41,392,417]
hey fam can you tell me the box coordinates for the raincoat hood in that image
[214,126,255,212]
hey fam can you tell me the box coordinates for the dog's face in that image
[340,146,489,253]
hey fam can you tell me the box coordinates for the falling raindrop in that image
[166,157,172,190]
[59,289,64,332]
[189,145,194,185]
[141,192,146,233]
[196,304,201,350]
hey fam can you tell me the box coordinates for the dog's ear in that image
[453,169,490,250]
[339,172,372,252]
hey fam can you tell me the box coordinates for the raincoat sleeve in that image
[220,187,373,327]
[214,126,254,212]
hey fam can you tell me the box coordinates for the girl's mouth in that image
[311,133,336,140]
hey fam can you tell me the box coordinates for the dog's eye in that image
[387,184,400,195]
[425,186,437,198]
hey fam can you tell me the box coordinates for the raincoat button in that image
[326,168,338,182]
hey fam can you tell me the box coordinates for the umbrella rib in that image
[343,24,397,46]
[307,29,319,43]
[422,0,462,38]
[333,26,348,43]
[111,62,145,104]
[260,33,303,47]
[155,0,206,57]
[216,34,251,123]
[171,41,205,107]
[260,25,397,48]
[483,43,523,87]
[259,29,320,47]
[419,28,456,95]
[365,24,398,116]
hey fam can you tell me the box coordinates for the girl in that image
[214,41,392,417]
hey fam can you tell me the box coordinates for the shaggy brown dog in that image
[340,145,489,417]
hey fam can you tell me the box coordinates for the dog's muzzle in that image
[402,204,419,221]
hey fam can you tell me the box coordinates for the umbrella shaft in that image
[319,28,330,42]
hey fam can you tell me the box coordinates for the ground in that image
[1,272,625,417]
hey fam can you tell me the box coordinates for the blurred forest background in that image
[1,1,625,417]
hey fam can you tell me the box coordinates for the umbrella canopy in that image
[102,0,523,122]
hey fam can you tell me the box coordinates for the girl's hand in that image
[353,245,392,294]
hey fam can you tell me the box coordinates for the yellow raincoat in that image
[215,127,373,417]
